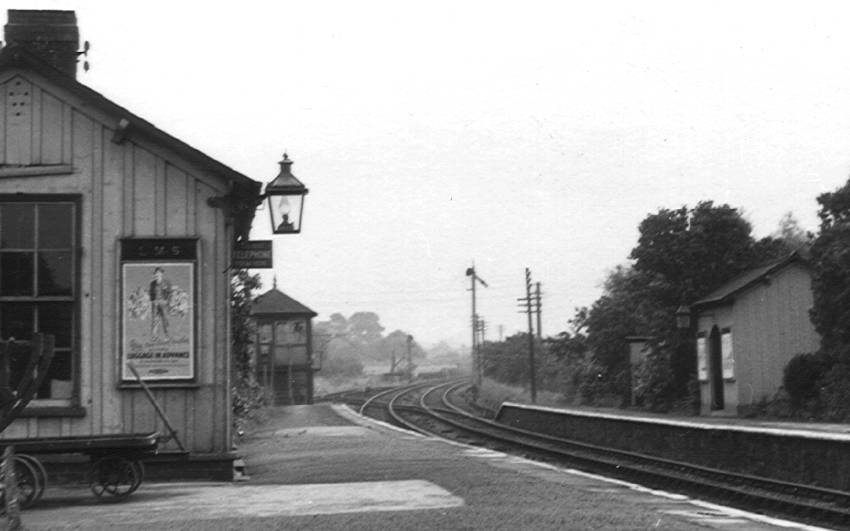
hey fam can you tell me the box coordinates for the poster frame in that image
[119,238,198,383]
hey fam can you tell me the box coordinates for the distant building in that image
[250,288,317,405]
[691,252,818,415]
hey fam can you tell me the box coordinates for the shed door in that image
[709,326,724,410]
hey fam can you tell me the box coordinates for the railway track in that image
[347,379,850,530]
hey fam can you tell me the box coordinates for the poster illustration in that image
[122,262,194,381]
[721,331,734,380]
[696,336,708,382]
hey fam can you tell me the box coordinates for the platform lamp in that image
[265,154,309,235]
[674,304,694,400]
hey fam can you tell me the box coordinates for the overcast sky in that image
[13,1,850,347]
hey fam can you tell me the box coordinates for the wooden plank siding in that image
[0,70,235,455]
[732,264,818,405]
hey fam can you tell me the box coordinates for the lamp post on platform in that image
[675,304,695,404]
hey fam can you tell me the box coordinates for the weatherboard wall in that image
[0,67,233,455]
[730,263,818,406]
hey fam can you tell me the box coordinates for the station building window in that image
[0,197,78,404]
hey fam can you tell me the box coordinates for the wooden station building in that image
[691,252,819,416]
[0,10,264,478]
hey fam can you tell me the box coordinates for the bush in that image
[818,362,850,421]
[670,376,701,415]
[783,351,834,408]
[633,348,675,412]
[232,379,266,434]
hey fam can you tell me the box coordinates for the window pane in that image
[37,351,72,399]
[274,322,287,345]
[38,252,72,295]
[290,321,306,343]
[259,323,272,344]
[1,303,34,340]
[1,204,34,248]
[38,204,73,249]
[1,253,34,295]
[274,322,306,345]
[38,303,72,348]
[274,345,308,365]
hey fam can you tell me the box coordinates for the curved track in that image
[348,379,850,530]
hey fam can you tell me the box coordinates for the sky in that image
[11,1,850,347]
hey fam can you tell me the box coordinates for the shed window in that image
[0,199,77,404]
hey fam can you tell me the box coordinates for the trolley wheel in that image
[128,460,145,494]
[14,454,46,506]
[10,456,40,509]
[89,456,140,501]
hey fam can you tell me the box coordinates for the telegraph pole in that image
[466,265,488,387]
[517,268,537,403]
[535,281,542,339]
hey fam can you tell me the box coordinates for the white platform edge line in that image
[331,403,428,438]
[500,401,850,441]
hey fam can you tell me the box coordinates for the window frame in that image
[0,194,81,413]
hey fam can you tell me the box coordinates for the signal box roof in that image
[250,288,317,318]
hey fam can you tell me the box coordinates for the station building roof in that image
[691,250,809,310]
[0,39,262,240]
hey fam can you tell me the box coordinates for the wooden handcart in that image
[0,336,170,511]
[2,431,160,506]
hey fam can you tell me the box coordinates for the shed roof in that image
[251,288,317,317]
[691,251,808,309]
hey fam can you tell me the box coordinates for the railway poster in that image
[696,336,707,381]
[121,262,195,381]
[721,331,734,379]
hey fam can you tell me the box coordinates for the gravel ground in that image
[16,404,828,530]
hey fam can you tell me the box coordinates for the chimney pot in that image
[4,9,80,78]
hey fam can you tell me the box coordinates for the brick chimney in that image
[4,10,80,78]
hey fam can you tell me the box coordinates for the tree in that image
[772,211,811,251]
[348,312,385,346]
[380,330,425,374]
[631,201,769,306]
[810,180,850,353]
[546,328,589,402]
[480,333,537,386]
[231,270,263,429]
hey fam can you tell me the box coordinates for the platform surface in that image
[18,403,833,530]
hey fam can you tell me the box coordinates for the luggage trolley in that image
[0,338,180,508]
[2,431,160,505]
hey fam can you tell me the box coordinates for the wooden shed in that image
[250,287,317,405]
[0,10,261,478]
[691,252,819,416]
